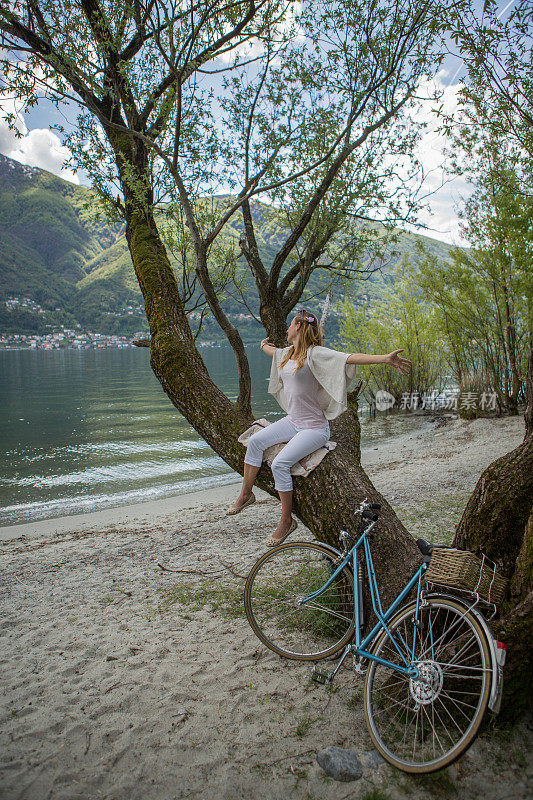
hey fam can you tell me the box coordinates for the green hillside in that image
[0,154,454,340]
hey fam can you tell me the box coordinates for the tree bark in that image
[102,123,420,615]
[194,245,252,417]
[124,204,419,608]
[453,347,533,719]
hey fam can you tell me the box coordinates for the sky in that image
[0,3,516,248]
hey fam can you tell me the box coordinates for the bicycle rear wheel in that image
[363,596,492,773]
[244,541,355,660]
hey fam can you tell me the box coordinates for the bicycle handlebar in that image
[358,498,381,520]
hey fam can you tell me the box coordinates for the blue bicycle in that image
[244,498,506,773]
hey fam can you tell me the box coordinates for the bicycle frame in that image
[300,523,428,678]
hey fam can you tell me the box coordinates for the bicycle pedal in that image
[311,667,333,685]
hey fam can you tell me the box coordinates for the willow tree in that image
[0,0,451,606]
[1,0,531,717]
[453,348,533,719]
[426,0,533,713]
[413,139,533,415]
[337,258,451,407]
[442,0,533,177]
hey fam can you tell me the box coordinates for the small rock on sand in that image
[316,746,363,781]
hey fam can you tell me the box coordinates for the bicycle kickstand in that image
[311,645,353,686]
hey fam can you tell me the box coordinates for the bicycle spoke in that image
[436,661,490,673]
[412,705,420,762]
[440,687,485,697]
[302,602,352,621]
[431,701,459,746]
[370,676,406,692]
[372,690,412,715]
[439,690,478,720]
[417,611,471,661]
[364,599,491,772]
[423,702,446,756]
[443,633,480,667]
[245,543,355,659]
[438,694,469,734]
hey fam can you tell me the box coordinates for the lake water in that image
[0,346,431,526]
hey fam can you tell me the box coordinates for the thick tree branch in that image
[268,88,413,289]
[239,199,269,290]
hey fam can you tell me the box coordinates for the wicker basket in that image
[425,547,507,606]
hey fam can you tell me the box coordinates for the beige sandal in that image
[265,517,298,548]
[225,492,256,516]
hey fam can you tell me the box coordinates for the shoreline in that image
[0,411,439,541]
[0,339,259,351]
[1,413,530,800]
[0,481,244,542]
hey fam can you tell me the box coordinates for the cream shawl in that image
[268,345,357,421]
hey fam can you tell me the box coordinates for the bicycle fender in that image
[313,541,354,573]
[313,540,343,557]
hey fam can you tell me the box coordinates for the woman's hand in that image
[387,349,412,375]
[260,337,275,351]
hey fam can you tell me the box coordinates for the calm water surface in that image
[0,346,430,525]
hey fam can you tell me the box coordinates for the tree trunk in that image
[125,208,250,449]
[259,303,290,347]
[124,206,419,608]
[453,347,533,719]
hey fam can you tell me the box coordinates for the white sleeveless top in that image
[269,345,357,421]
[280,358,328,429]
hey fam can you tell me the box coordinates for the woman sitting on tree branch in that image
[226,309,411,546]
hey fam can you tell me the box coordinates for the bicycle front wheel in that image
[363,596,492,773]
[244,541,355,660]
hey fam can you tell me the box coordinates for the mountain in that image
[0,154,143,335]
[0,153,455,339]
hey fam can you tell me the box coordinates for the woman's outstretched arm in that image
[346,349,412,375]
[260,338,277,358]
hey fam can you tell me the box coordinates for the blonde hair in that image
[280,309,324,371]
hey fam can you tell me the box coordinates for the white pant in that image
[244,416,330,492]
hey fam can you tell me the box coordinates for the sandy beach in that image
[1,413,531,800]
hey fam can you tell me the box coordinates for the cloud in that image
[216,1,304,64]
[0,97,79,184]
[0,119,24,155]
[7,128,80,184]
[357,69,473,247]
[0,94,27,151]
[403,70,475,246]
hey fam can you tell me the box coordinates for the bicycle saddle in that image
[416,539,453,559]
[416,538,434,556]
